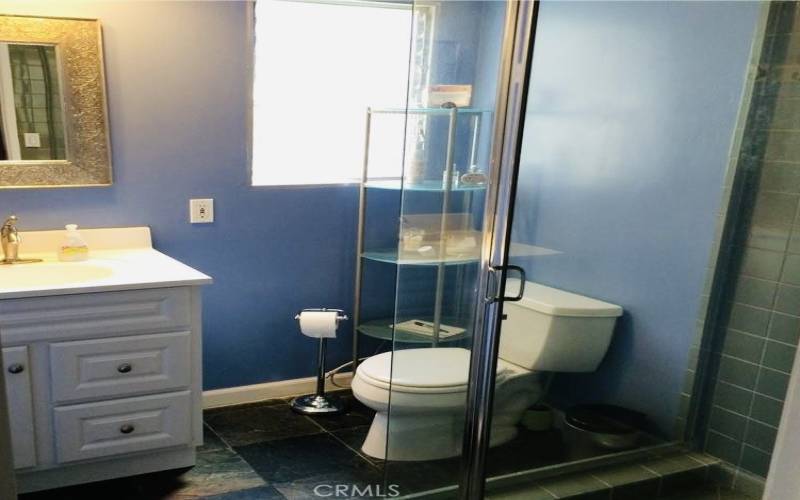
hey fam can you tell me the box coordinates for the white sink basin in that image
[0,262,114,288]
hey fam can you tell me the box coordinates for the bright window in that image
[252,0,421,186]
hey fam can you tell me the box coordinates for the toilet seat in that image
[355,347,524,394]
[357,348,470,393]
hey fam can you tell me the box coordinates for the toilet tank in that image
[499,280,623,372]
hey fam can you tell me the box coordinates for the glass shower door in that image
[374,1,535,496]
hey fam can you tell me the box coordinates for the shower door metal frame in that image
[457,1,538,498]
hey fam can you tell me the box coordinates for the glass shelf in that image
[357,317,468,343]
[365,179,487,192]
[362,249,480,266]
[370,107,492,115]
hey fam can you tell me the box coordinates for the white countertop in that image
[0,226,212,299]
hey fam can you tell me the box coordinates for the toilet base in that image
[361,411,519,461]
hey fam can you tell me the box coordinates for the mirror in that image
[0,43,66,162]
[0,15,111,188]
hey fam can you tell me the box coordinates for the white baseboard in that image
[202,372,353,409]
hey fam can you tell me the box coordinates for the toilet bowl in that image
[352,347,542,461]
[352,280,623,461]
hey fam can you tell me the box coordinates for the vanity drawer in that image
[0,287,191,345]
[53,391,192,463]
[50,331,191,403]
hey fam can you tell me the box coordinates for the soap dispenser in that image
[58,224,89,262]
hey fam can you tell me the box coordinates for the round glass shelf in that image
[364,179,487,192]
[362,250,480,266]
[370,107,492,115]
[357,317,469,343]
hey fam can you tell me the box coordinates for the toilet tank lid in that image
[507,279,623,318]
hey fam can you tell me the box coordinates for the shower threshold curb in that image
[403,443,743,499]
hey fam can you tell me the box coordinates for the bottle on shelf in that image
[442,165,460,189]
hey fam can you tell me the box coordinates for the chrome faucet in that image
[1,215,41,264]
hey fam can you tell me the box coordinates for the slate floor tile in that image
[19,459,264,500]
[166,446,267,498]
[235,432,378,484]
[383,458,461,494]
[202,424,230,452]
[203,485,286,499]
[273,470,387,500]
[330,426,374,462]
[304,394,375,432]
[205,402,323,447]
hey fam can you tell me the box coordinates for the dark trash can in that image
[564,404,646,459]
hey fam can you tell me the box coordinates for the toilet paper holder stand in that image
[291,308,348,415]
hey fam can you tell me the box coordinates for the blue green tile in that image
[762,340,797,372]
[759,162,800,192]
[538,475,608,498]
[750,394,785,427]
[488,484,554,500]
[740,445,772,477]
[721,330,766,363]
[750,193,798,227]
[705,431,742,464]
[767,312,800,344]
[718,356,759,389]
[740,247,784,280]
[788,230,800,254]
[756,367,791,399]
[747,224,790,252]
[731,469,767,498]
[713,382,754,414]
[781,253,800,285]
[708,406,747,441]
[744,420,778,453]
[733,277,778,308]
[610,478,659,500]
[774,283,800,314]
[764,130,800,163]
[727,304,771,336]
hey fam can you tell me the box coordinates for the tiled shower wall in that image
[688,1,800,486]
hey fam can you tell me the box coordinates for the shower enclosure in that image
[351,0,793,498]
[352,2,529,494]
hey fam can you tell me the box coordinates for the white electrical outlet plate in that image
[23,133,40,148]
[190,198,214,223]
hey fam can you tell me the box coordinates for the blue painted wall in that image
[0,1,360,390]
[0,0,499,391]
[511,1,761,435]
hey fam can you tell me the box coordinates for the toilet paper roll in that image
[298,310,339,338]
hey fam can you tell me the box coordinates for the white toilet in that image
[351,280,623,461]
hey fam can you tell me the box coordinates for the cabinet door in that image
[2,346,36,469]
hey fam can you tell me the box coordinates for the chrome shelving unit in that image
[352,106,492,370]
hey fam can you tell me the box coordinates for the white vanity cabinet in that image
[0,286,204,493]
[0,226,211,493]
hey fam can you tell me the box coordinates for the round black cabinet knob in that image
[117,363,132,374]
[7,364,24,374]
[120,424,135,434]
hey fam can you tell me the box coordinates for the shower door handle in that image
[485,265,526,303]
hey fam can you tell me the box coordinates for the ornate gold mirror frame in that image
[0,15,111,188]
